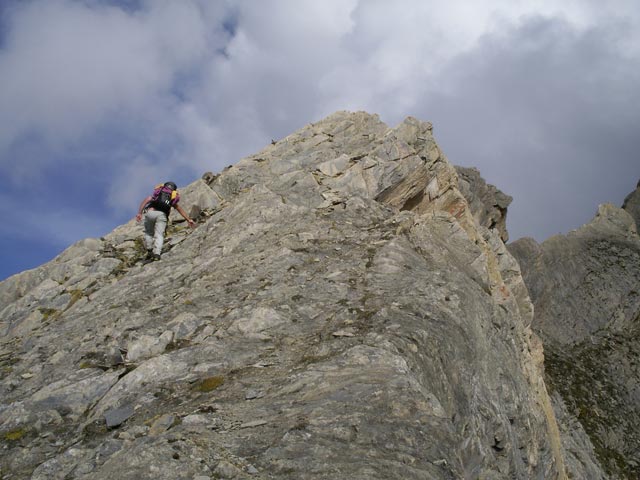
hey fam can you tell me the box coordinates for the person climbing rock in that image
[135,181,195,261]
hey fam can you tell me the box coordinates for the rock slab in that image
[0,111,592,479]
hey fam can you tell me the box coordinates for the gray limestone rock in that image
[126,331,174,363]
[509,191,640,479]
[456,165,512,242]
[104,404,135,428]
[168,178,223,222]
[148,413,179,436]
[622,179,640,228]
[0,111,615,479]
[509,203,639,346]
[167,312,202,342]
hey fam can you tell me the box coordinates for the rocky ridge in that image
[0,111,603,479]
[509,183,640,479]
[455,166,512,244]
[622,179,640,228]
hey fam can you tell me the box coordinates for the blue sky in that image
[1,0,639,281]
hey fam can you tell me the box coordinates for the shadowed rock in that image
[456,166,512,243]
[509,191,640,479]
[623,179,640,228]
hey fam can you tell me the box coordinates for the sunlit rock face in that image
[1,110,615,479]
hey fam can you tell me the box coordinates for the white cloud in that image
[0,0,219,155]
[107,155,164,213]
[1,0,640,279]
[2,0,637,158]
[4,0,635,179]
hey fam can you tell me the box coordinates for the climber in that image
[135,181,196,261]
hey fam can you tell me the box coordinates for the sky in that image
[0,0,638,281]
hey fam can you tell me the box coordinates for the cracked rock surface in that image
[0,111,589,479]
[510,192,640,479]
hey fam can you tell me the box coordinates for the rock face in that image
[0,111,584,479]
[622,179,640,228]
[456,166,512,243]
[509,197,640,478]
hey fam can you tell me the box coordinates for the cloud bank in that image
[0,0,639,278]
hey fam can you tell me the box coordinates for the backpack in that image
[149,183,178,214]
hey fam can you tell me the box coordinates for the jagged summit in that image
[509,185,640,478]
[622,179,640,227]
[0,111,618,479]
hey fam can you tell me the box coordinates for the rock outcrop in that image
[509,193,640,479]
[623,180,640,228]
[456,166,512,243]
[0,111,591,479]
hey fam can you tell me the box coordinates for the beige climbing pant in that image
[143,210,168,255]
